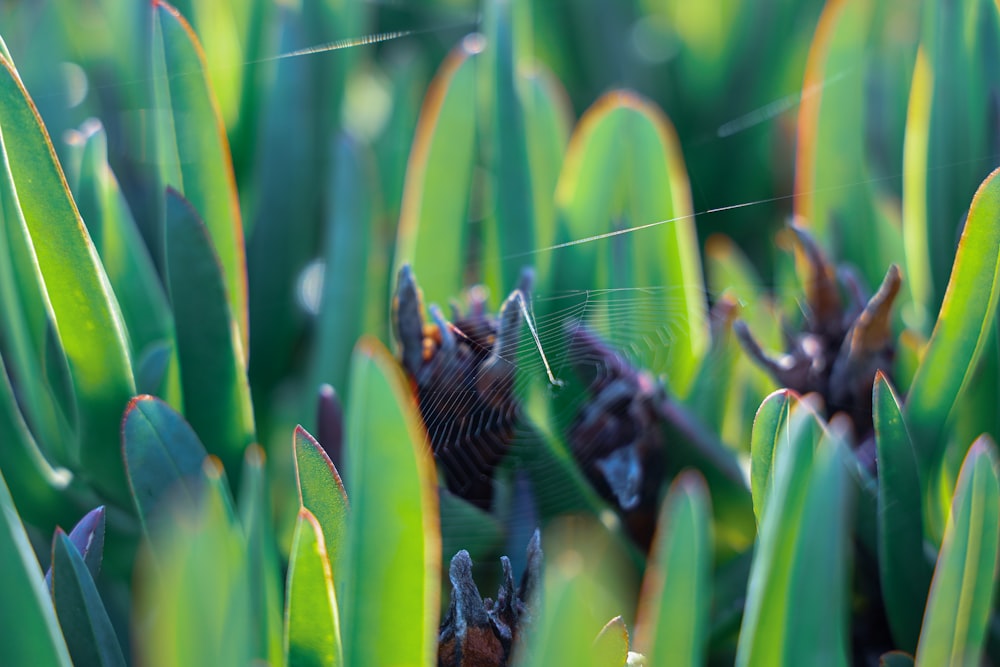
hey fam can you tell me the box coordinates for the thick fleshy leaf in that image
[150,0,248,347]
[238,445,284,667]
[50,530,126,667]
[915,436,1000,667]
[71,121,175,369]
[293,425,348,580]
[487,0,535,289]
[121,394,208,536]
[0,468,72,666]
[794,0,902,285]
[393,37,480,307]
[906,0,1000,317]
[313,134,376,402]
[635,471,713,667]
[165,187,255,478]
[749,389,792,523]
[873,372,932,652]
[592,616,630,667]
[553,90,707,393]
[737,404,851,666]
[0,350,72,526]
[134,457,253,667]
[518,518,634,667]
[285,508,343,667]
[519,63,572,286]
[246,0,342,393]
[905,167,1000,473]
[45,505,105,587]
[0,51,135,504]
[340,338,440,667]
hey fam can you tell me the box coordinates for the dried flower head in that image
[393,265,530,509]
[438,530,542,667]
[735,226,901,448]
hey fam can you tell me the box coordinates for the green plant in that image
[1,0,999,665]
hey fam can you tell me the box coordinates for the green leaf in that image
[121,394,208,537]
[880,652,915,667]
[150,0,248,349]
[907,0,1000,318]
[165,187,255,478]
[313,134,377,402]
[134,457,253,667]
[905,167,1000,474]
[794,0,895,286]
[238,445,284,667]
[50,530,126,667]
[285,508,343,667]
[874,372,932,651]
[635,471,713,667]
[592,616,630,667]
[0,468,72,666]
[915,436,1000,667]
[71,121,175,366]
[553,90,707,393]
[393,38,480,307]
[439,488,503,568]
[518,518,634,667]
[487,0,535,289]
[519,63,572,286]
[293,425,348,582]
[737,402,850,666]
[748,389,792,523]
[0,350,72,526]
[0,51,135,504]
[340,338,440,667]
[780,426,853,666]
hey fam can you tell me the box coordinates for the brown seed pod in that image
[735,225,902,446]
[438,530,542,667]
[392,265,530,510]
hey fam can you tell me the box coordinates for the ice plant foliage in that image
[1,0,1000,666]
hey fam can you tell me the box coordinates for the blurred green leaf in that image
[795,0,905,286]
[394,39,480,307]
[0,350,72,526]
[874,371,932,652]
[907,0,1000,317]
[165,187,255,478]
[915,436,1000,667]
[519,64,572,285]
[340,338,440,667]
[592,616,630,667]
[71,121,174,366]
[749,389,792,523]
[439,487,504,569]
[880,652,916,667]
[0,51,135,504]
[150,0,248,348]
[293,425,348,582]
[285,508,343,667]
[122,394,208,537]
[238,445,284,667]
[487,0,535,289]
[738,399,851,666]
[135,457,253,667]
[554,90,707,393]
[0,468,72,666]
[905,167,1000,475]
[517,517,635,667]
[635,471,713,667]
[313,133,377,402]
[51,529,126,667]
